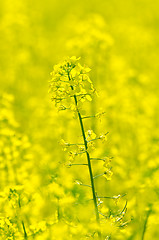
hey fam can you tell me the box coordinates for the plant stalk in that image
[21,221,28,239]
[18,196,28,239]
[73,93,101,239]
[141,205,152,240]
[68,71,101,238]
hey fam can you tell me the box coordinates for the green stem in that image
[21,221,28,239]
[141,206,152,240]
[57,197,62,221]
[67,71,101,238]
[73,93,101,239]
[18,195,28,239]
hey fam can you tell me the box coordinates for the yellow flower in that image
[103,168,113,181]
[49,57,94,111]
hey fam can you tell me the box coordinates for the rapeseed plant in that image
[0,94,47,240]
[49,56,127,239]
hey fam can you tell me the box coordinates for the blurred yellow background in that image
[0,0,159,239]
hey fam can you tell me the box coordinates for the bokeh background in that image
[0,0,159,239]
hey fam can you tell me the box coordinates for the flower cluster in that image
[49,56,95,111]
[0,217,20,240]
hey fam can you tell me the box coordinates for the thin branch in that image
[66,143,85,146]
[82,115,96,119]
[87,132,109,143]
[68,163,88,166]
[97,193,127,200]
[98,211,108,218]
[141,205,152,240]
[93,173,105,179]
[112,201,127,217]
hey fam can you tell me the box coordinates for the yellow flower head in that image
[49,57,94,111]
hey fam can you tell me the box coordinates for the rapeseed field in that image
[0,0,159,239]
